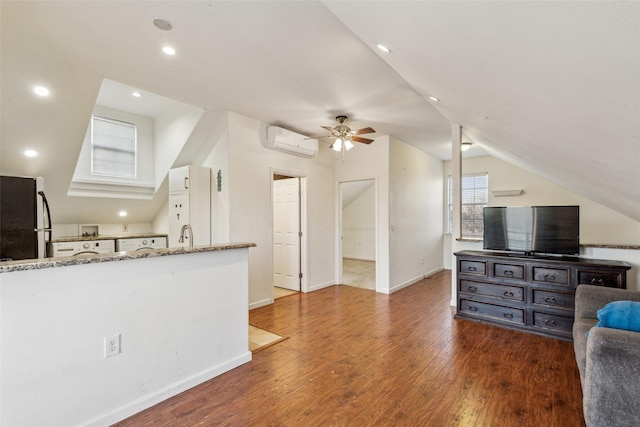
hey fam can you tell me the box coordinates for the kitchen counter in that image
[0,242,256,273]
[52,233,168,243]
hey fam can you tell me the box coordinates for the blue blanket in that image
[595,300,640,333]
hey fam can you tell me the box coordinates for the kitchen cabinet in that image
[454,250,631,341]
[169,165,211,247]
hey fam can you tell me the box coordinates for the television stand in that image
[454,250,631,341]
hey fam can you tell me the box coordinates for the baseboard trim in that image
[388,267,444,294]
[308,280,335,292]
[90,351,252,427]
[343,256,375,262]
[249,298,273,310]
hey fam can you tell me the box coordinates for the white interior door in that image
[273,177,300,291]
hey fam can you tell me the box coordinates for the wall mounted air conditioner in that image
[265,126,318,158]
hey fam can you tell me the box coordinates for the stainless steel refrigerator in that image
[0,175,52,261]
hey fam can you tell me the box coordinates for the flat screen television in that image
[483,206,580,256]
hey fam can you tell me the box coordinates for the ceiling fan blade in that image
[321,126,339,135]
[351,136,374,144]
[354,127,375,135]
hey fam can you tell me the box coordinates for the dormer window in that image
[91,115,137,179]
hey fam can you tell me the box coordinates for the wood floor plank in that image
[114,270,585,426]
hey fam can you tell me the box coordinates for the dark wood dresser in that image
[454,250,631,341]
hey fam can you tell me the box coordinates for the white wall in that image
[1,248,251,427]
[53,223,153,238]
[444,155,640,244]
[389,137,444,292]
[225,112,336,308]
[336,135,391,292]
[153,104,205,188]
[342,183,375,260]
[202,121,231,244]
[446,154,640,300]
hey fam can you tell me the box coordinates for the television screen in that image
[483,206,579,255]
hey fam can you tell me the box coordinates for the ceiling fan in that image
[309,116,375,154]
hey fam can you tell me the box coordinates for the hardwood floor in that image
[114,270,585,426]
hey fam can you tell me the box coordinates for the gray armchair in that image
[573,284,640,427]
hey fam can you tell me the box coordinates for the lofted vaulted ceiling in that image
[1,1,639,222]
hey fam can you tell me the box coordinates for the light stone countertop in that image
[0,242,256,274]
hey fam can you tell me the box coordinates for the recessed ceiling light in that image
[132,91,142,98]
[376,44,391,53]
[33,86,50,97]
[153,18,173,31]
[162,46,176,56]
[24,149,38,157]
[428,96,440,102]
[118,211,128,217]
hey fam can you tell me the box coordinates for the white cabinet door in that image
[169,166,190,194]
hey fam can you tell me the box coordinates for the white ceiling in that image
[2,1,639,222]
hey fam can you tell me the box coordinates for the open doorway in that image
[272,173,307,299]
[340,179,376,290]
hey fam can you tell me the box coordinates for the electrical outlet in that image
[122,224,128,232]
[105,334,121,358]
[420,257,424,264]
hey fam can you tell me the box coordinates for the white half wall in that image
[0,248,251,427]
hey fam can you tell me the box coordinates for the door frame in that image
[336,178,379,292]
[271,168,308,294]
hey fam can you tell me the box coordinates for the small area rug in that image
[249,324,288,353]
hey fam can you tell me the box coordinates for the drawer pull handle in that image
[468,306,478,312]
[544,319,557,327]
[504,270,514,276]
[503,291,514,297]
[503,313,514,319]
[544,296,556,303]
[467,266,477,272]
[591,278,605,285]
[544,274,556,281]
[468,286,478,293]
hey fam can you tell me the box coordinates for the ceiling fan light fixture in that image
[344,140,354,151]
[332,138,343,152]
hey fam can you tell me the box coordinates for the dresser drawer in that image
[577,270,624,288]
[532,311,573,334]
[459,260,487,276]
[460,280,524,302]
[493,263,525,280]
[532,266,570,286]
[460,299,524,325]
[532,289,575,310]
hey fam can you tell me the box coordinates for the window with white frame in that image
[91,115,137,178]
[447,173,489,237]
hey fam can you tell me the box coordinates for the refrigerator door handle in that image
[37,191,53,257]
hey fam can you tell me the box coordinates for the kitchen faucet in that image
[178,224,194,248]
